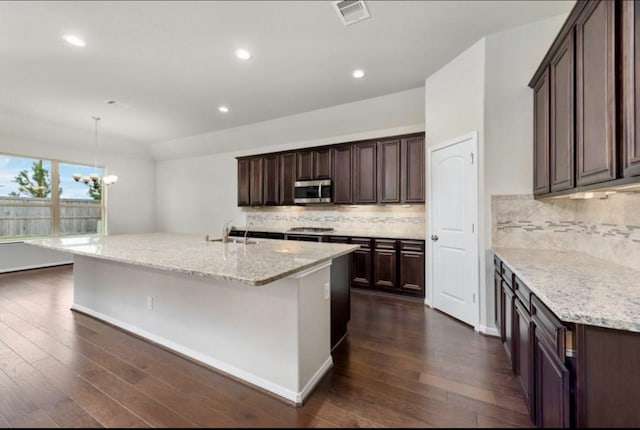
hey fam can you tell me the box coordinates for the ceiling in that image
[0,1,574,145]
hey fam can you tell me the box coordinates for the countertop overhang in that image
[493,247,640,333]
[25,233,359,286]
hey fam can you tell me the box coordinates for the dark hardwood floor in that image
[0,265,532,428]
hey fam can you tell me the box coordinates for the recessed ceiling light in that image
[62,34,86,47]
[218,106,230,113]
[235,49,251,60]
[352,69,365,79]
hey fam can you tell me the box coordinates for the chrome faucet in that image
[222,219,233,243]
[244,222,254,245]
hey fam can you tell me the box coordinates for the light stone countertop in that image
[232,226,426,241]
[493,247,640,333]
[25,233,359,286]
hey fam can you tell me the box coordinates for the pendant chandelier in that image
[72,116,118,188]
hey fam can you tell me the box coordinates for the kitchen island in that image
[25,233,358,405]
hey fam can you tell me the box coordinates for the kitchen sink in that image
[205,235,259,245]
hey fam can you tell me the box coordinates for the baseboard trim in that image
[477,324,499,337]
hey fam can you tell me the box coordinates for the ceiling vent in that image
[333,0,370,26]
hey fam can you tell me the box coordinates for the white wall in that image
[156,89,425,234]
[481,15,568,331]
[424,38,487,312]
[0,117,156,271]
[424,14,566,333]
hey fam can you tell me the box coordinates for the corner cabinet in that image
[622,0,640,178]
[529,0,640,197]
[533,70,550,195]
[401,135,425,203]
[549,30,575,193]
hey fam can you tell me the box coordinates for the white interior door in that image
[429,133,478,328]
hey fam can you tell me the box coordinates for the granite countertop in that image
[232,226,425,241]
[25,233,359,286]
[493,247,640,333]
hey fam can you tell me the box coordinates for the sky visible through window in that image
[0,155,102,200]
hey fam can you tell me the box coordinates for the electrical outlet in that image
[146,295,154,311]
[324,283,330,300]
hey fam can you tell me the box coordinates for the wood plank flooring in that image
[0,265,532,428]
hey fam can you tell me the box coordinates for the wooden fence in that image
[0,196,102,239]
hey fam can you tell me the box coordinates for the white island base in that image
[71,254,333,405]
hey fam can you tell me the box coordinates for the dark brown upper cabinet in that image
[354,141,377,204]
[622,0,640,178]
[332,144,354,204]
[401,136,425,203]
[278,153,296,205]
[576,0,616,186]
[377,139,401,203]
[262,154,279,206]
[237,158,251,207]
[314,147,332,179]
[249,157,264,206]
[550,31,575,193]
[533,70,551,195]
[296,148,332,181]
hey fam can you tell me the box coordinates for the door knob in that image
[431,235,439,241]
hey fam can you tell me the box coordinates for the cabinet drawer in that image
[351,237,373,249]
[514,276,532,310]
[323,235,350,243]
[532,295,566,359]
[374,239,397,250]
[501,263,514,287]
[400,240,425,252]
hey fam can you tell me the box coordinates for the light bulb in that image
[72,173,82,181]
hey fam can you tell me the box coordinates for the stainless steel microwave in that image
[294,179,332,204]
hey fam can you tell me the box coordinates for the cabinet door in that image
[354,142,377,203]
[373,240,397,290]
[401,136,425,203]
[313,148,332,180]
[550,31,575,192]
[351,238,372,288]
[263,154,279,206]
[249,157,264,206]
[495,270,504,341]
[576,0,616,186]
[534,331,570,428]
[378,139,401,203]
[399,250,425,296]
[533,70,551,195]
[332,145,354,204]
[503,283,515,369]
[296,151,313,181]
[278,153,296,205]
[514,299,533,420]
[622,0,640,177]
[237,159,251,207]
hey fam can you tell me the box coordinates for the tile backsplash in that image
[244,204,425,237]
[492,193,640,270]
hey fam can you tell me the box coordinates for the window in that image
[0,154,105,241]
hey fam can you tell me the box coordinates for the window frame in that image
[0,152,108,243]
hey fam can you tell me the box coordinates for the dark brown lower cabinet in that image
[502,283,515,369]
[534,330,570,428]
[350,238,373,289]
[514,298,533,420]
[373,240,397,290]
[399,240,425,295]
[575,325,640,427]
[495,269,504,341]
